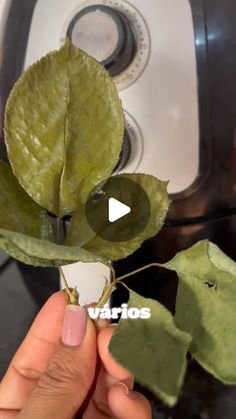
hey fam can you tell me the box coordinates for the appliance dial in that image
[62,0,150,90]
[67,4,136,77]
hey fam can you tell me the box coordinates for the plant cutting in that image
[1,41,236,407]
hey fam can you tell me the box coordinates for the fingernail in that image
[62,305,87,347]
[116,382,138,399]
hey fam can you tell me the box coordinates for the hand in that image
[0,291,151,418]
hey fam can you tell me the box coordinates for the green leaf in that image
[163,240,236,384]
[66,174,170,260]
[109,290,191,406]
[0,160,53,240]
[4,41,124,217]
[0,228,108,267]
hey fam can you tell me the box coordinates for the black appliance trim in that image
[0,0,38,156]
[171,0,212,202]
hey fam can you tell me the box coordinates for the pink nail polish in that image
[62,305,87,347]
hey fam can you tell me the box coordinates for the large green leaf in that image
[0,160,53,240]
[109,290,191,406]
[66,174,170,260]
[0,228,108,267]
[0,160,108,267]
[163,240,236,384]
[4,41,124,217]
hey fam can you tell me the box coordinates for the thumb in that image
[19,305,97,419]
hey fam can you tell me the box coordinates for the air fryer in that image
[0,0,236,417]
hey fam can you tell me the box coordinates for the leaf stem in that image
[96,263,162,308]
[56,217,61,244]
[59,266,79,305]
[96,278,117,308]
[110,266,116,281]
[114,263,161,283]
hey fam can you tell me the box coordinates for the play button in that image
[85,175,151,242]
[108,198,131,222]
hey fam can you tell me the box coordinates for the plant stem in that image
[110,266,116,281]
[56,217,61,244]
[96,263,162,308]
[114,263,161,283]
[59,266,79,305]
[96,281,117,308]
